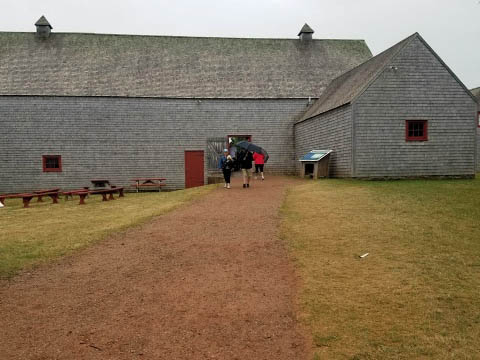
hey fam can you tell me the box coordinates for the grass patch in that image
[0,186,215,278]
[281,177,480,359]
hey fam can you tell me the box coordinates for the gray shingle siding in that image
[477,127,480,172]
[472,89,480,172]
[353,36,477,177]
[294,105,353,177]
[0,96,306,193]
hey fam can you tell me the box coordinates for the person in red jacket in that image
[253,152,265,180]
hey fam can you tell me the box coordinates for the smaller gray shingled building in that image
[295,33,478,178]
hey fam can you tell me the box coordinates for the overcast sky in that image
[1,0,479,89]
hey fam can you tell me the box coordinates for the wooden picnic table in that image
[131,178,166,192]
[90,179,111,188]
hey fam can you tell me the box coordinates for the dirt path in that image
[0,176,310,359]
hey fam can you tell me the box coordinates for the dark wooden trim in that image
[477,112,480,128]
[405,120,428,141]
[42,155,62,172]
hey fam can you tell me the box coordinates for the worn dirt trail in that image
[0,176,310,360]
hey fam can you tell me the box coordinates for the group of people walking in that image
[218,148,265,189]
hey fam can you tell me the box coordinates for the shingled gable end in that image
[0,20,373,192]
[295,33,478,178]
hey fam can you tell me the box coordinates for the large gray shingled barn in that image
[0,18,477,192]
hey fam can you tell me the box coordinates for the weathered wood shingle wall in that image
[294,105,353,177]
[477,129,480,172]
[0,97,306,192]
[353,36,477,177]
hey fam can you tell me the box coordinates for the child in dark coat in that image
[222,155,234,189]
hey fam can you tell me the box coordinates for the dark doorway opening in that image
[304,163,314,177]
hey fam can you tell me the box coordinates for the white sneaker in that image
[224,183,227,188]
[227,184,231,189]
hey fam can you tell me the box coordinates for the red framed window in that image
[42,155,62,172]
[405,120,428,141]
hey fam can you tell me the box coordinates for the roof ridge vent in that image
[35,16,52,39]
[298,23,314,41]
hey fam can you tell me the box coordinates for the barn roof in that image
[298,33,416,122]
[0,30,371,99]
[470,87,480,101]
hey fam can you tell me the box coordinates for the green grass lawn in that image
[0,186,215,278]
[281,177,480,359]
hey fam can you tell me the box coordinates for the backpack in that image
[222,158,233,171]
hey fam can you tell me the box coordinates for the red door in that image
[185,151,204,188]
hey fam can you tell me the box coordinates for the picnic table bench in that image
[33,188,60,202]
[0,191,60,208]
[131,178,166,192]
[64,187,124,205]
[62,188,90,201]
[90,187,125,201]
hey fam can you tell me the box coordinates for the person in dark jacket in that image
[239,150,253,188]
[218,149,229,188]
[222,155,234,189]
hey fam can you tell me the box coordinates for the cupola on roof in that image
[298,23,314,36]
[35,16,52,29]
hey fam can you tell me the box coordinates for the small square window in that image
[406,120,428,141]
[42,155,62,172]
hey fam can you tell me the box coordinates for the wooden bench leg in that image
[48,194,59,204]
[37,195,44,202]
[22,196,33,208]
[108,192,115,200]
[101,193,108,201]
[119,188,124,198]
[79,193,87,205]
